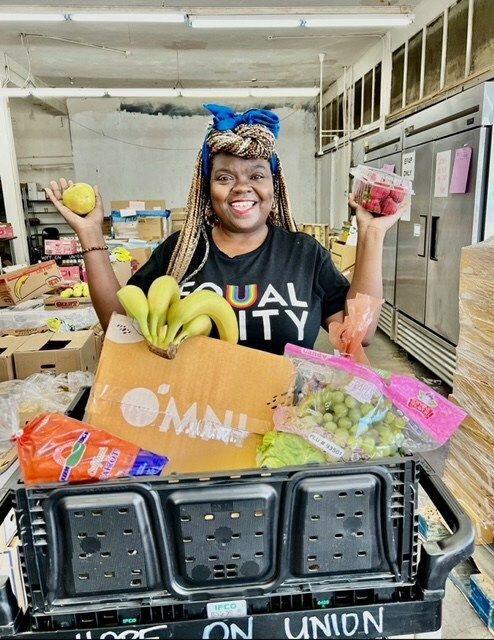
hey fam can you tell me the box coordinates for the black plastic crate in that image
[15,458,419,616]
[1,386,474,638]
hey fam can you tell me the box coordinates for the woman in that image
[46,104,399,355]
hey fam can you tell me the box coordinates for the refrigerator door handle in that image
[418,214,428,257]
[430,216,440,261]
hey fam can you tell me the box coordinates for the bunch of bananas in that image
[60,282,90,298]
[117,275,239,359]
[111,246,133,263]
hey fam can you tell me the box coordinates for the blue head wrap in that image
[201,103,280,178]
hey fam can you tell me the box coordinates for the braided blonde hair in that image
[167,120,298,283]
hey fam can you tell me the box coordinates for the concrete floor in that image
[313,328,492,639]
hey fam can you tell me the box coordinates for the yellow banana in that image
[14,274,29,299]
[147,275,180,344]
[117,285,152,342]
[163,289,238,348]
[163,314,212,358]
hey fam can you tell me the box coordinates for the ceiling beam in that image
[1,52,67,115]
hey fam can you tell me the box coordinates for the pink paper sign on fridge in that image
[449,146,473,194]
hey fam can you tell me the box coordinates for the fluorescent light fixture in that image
[304,14,414,27]
[108,88,180,97]
[0,12,65,21]
[70,12,185,23]
[180,88,251,98]
[251,87,319,97]
[190,15,301,29]
[33,88,107,97]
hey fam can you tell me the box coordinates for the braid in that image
[167,122,298,283]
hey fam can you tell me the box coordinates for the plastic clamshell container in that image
[350,165,414,216]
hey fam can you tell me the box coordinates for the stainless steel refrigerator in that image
[356,123,403,339]
[394,82,494,385]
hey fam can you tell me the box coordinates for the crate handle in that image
[417,463,475,595]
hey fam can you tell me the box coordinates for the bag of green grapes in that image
[273,344,467,463]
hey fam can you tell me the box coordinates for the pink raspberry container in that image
[350,165,413,216]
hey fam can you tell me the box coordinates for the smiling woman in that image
[46,102,399,355]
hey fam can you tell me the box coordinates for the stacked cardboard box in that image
[299,223,330,249]
[170,207,187,234]
[444,237,494,544]
[111,199,169,241]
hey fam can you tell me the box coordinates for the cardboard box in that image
[111,261,132,287]
[111,199,166,212]
[44,239,79,255]
[0,261,62,307]
[330,242,356,272]
[14,330,97,378]
[0,224,14,240]
[0,335,27,381]
[299,223,330,249]
[170,207,187,221]
[85,313,295,475]
[59,266,81,282]
[171,220,185,234]
[92,323,105,359]
[129,247,152,274]
[27,182,41,200]
[43,296,92,310]
[138,217,165,241]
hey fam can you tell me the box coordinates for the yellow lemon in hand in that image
[62,183,96,215]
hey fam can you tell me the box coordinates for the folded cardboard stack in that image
[444,237,494,544]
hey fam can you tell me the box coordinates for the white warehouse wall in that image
[10,98,317,223]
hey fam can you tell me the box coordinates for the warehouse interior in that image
[0,1,492,638]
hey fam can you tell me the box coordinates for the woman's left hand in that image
[348,193,401,234]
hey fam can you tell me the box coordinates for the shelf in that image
[0,237,17,241]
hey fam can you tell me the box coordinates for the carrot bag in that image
[16,413,168,485]
[270,344,467,464]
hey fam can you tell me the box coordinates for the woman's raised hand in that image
[45,178,104,237]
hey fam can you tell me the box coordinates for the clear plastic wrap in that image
[0,299,98,332]
[445,237,494,543]
[271,345,466,464]
[0,371,94,433]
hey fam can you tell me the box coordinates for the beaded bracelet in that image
[81,245,109,255]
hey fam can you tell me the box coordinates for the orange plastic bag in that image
[328,293,384,365]
[16,413,168,485]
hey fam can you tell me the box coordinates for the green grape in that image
[311,410,324,423]
[384,412,395,425]
[338,417,352,430]
[323,412,334,422]
[348,407,362,422]
[394,416,407,430]
[361,403,374,416]
[362,441,376,456]
[376,445,392,457]
[347,435,362,447]
[349,424,358,436]
[334,429,349,445]
[344,395,357,409]
[366,428,379,439]
[333,403,348,418]
[324,421,338,434]
[363,435,376,446]
[332,391,345,404]
[379,431,395,446]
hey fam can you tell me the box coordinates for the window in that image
[337,94,343,133]
[363,70,373,124]
[331,99,338,134]
[373,63,381,121]
[471,0,494,74]
[446,0,469,87]
[391,45,405,113]
[406,31,423,105]
[353,78,362,129]
[424,15,444,97]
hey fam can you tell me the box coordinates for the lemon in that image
[62,183,96,215]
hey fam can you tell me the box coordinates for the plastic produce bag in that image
[272,344,467,464]
[0,394,19,455]
[16,413,169,485]
[328,293,384,365]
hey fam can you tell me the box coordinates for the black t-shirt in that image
[128,225,350,355]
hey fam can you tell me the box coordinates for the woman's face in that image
[209,153,274,234]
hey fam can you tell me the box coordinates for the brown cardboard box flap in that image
[0,335,29,381]
[85,314,295,474]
